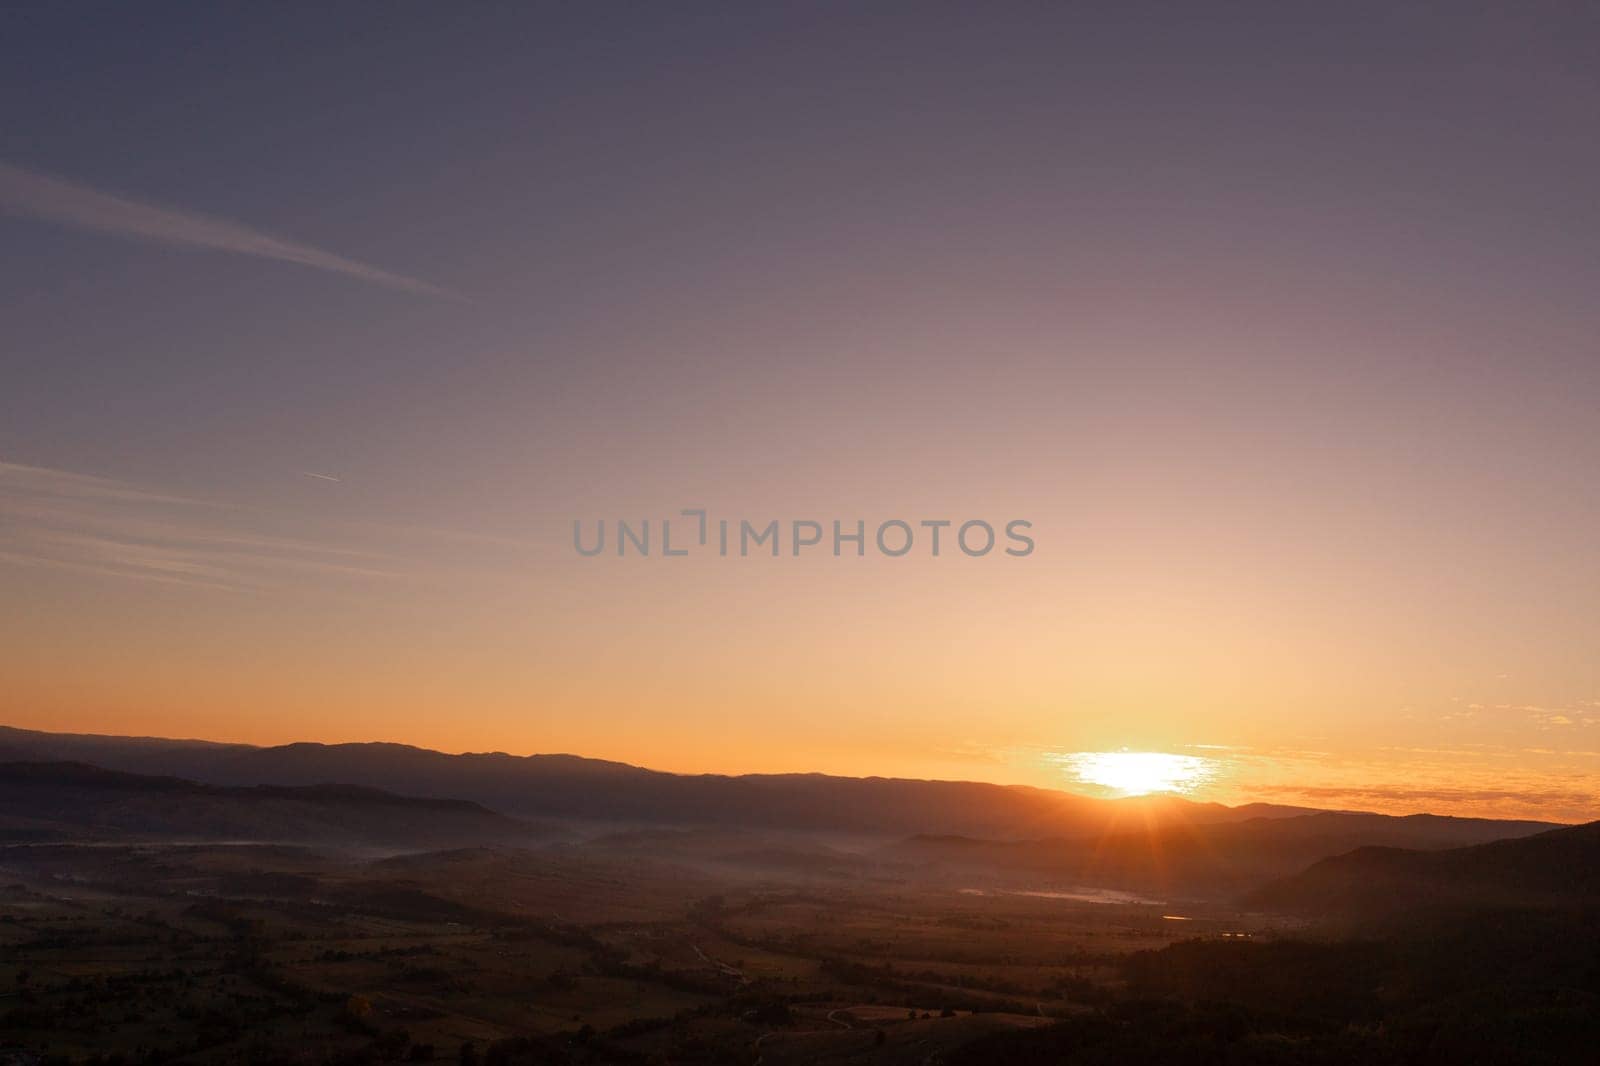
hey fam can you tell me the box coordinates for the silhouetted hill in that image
[0,726,1564,856]
[0,760,551,846]
[887,809,1558,896]
[1252,820,1600,919]
[0,724,1330,839]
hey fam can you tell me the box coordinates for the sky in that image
[3,3,1599,821]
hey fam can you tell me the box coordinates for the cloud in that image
[0,161,460,299]
[0,460,545,594]
[0,460,401,592]
[1248,783,1596,809]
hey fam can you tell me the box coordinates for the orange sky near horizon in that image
[4,456,1596,825]
[4,297,1598,823]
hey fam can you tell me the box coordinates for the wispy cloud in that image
[0,460,543,594]
[1248,783,1596,811]
[0,460,401,592]
[0,161,460,299]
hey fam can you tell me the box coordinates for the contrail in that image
[301,471,343,482]
[0,160,461,300]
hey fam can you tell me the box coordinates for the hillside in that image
[0,760,550,846]
[886,809,1558,896]
[1252,820,1600,919]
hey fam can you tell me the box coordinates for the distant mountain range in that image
[0,760,548,846]
[0,724,1333,839]
[0,725,1573,895]
[1252,820,1600,920]
[884,806,1562,896]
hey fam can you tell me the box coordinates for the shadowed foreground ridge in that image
[1253,819,1600,919]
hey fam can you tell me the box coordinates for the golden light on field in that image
[1059,750,1218,797]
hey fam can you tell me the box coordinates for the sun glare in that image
[1059,750,1217,797]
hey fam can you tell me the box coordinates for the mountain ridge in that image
[1252,819,1600,920]
[0,758,550,846]
[0,724,1565,843]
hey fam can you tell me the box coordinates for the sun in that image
[1058,750,1216,797]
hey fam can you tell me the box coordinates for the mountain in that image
[1252,820,1600,920]
[886,809,1560,896]
[0,724,1323,839]
[0,760,551,846]
[0,726,1563,852]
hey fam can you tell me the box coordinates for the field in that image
[8,834,1598,1065]
[0,841,1278,1065]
